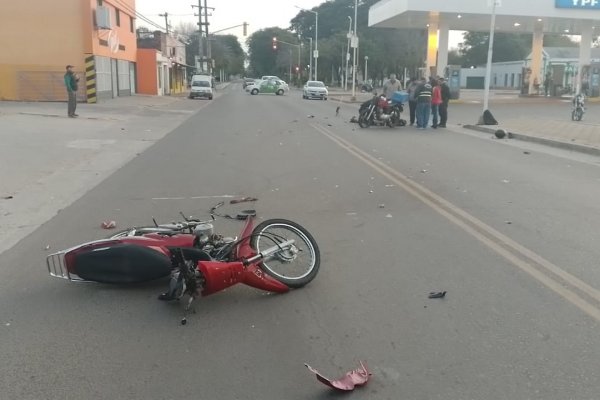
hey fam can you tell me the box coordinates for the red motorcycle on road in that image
[47,201,320,323]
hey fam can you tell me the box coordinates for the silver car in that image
[303,80,328,100]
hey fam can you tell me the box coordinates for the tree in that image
[459,32,529,66]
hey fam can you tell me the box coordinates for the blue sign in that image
[556,0,600,8]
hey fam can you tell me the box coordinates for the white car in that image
[303,80,328,100]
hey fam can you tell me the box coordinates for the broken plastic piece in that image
[101,220,117,229]
[229,196,258,204]
[305,361,371,391]
[428,291,447,299]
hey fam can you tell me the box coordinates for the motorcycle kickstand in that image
[181,294,197,326]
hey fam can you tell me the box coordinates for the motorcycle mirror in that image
[152,217,158,227]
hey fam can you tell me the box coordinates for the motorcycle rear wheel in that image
[250,219,320,288]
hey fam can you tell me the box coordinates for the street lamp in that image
[364,56,369,84]
[345,16,352,91]
[295,5,318,81]
[351,0,358,100]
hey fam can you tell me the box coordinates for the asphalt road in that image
[2,84,600,399]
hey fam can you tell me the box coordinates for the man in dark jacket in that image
[64,65,79,117]
[438,77,451,128]
[414,79,432,129]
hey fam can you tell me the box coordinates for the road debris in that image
[421,169,428,173]
[305,361,371,391]
[350,116,358,123]
[378,204,385,208]
[494,129,507,139]
[428,291,447,299]
[2,196,13,199]
[502,179,510,183]
[307,115,315,118]
[101,220,117,229]
[523,151,530,155]
[44,245,51,250]
[230,197,258,204]
[385,214,393,218]
[336,106,340,116]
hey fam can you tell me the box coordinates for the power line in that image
[111,0,166,31]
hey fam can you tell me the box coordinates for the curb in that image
[463,124,600,156]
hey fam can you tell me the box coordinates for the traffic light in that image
[243,22,247,36]
[272,37,277,50]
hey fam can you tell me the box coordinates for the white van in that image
[189,74,213,100]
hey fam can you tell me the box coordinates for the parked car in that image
[189,74,213,100]
[248,79,288,95]
[243,77,256,89]
[261,75,282,81]
[303,80,328,100]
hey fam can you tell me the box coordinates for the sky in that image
[136,0,464,49]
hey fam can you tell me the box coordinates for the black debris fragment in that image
[428,291,447,299]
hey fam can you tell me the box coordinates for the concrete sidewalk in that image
[329,88,600,156]
[0,87,226,255]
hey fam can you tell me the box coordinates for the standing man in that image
[438,77,451,128]
[64,65,79,118]
[430,79,442,129]
[406,78,419,126]
[382,73,402,100]
[414,78,432,129]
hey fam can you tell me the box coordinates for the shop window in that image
[115,9,120,27]
[130,16,134,33]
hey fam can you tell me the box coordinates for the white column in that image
[437,19,450,78]
[426,21,439,78]
[577,20,593,94]
[528,21,544,95]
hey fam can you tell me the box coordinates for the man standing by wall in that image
[64,65,79,117]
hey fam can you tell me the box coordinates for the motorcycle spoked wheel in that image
[250,219,320,288]
[572,108,583,121]
[358,112,371,128]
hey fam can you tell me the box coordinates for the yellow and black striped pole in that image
[85,55,97,104]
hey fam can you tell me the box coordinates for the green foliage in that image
[459,32,530,66]
[247,0,426,85]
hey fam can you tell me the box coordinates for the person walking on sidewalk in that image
[64,65,79,118]
[438,77,451,128]
[406,78,419,126]
[382,73,402,100]
[431,79,442,129]
[415,79,432,129]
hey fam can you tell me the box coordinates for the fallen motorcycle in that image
[356,92,406,128]
[47,201,320,323]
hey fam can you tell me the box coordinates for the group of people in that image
[380,74,451,130]
[406,76,450,129]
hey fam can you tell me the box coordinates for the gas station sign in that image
[556,0,600,9]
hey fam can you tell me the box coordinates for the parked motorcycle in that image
[572,93,585,121]
[46,201,320,323]
[357,93,406,128]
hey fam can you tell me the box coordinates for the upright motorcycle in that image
[46,201,320,323]
[572,93,585,121]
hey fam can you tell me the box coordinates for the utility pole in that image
[192,1,204,72]
[159,12,169,34]
[204,0,211,76]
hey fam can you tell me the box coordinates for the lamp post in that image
[345,16,352,91]
[479,0,498,124]
[351,0,358,100]
[364,56,369,83]
[295,6,318,81]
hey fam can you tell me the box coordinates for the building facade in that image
[0,0,137,102]
[136,30,189,96]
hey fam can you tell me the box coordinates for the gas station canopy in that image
[369,0,600,35]
[368,0,600,95]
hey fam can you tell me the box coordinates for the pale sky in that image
[136,0,463,49]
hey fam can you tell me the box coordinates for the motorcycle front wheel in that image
[572,108,583,121]
[358,112,371,128]
[250,219,320,288]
